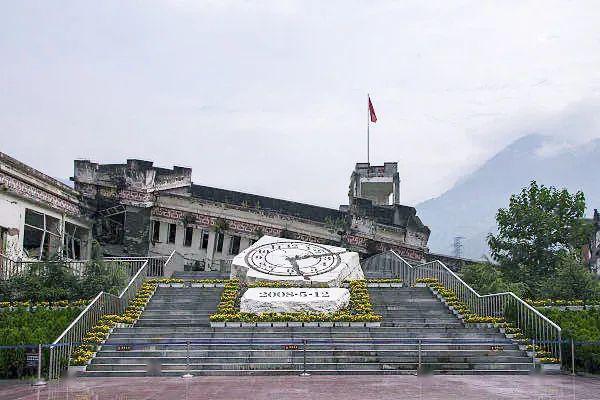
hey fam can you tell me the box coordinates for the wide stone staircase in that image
[83,286,534,376]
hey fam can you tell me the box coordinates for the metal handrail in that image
[363,250,562,361]
[48,258,154,379]
[0,253,168,280]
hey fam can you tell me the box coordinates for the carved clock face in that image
[244,241,342,277]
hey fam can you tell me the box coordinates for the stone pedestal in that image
[240,287,350,313]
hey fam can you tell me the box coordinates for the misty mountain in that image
[417,134,600,259]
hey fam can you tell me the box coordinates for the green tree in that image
[80,242,127,297]
[488,181,591,297]
[550,253,599,301]
[461,262,527,297]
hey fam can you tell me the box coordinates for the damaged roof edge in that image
[190,184,345,223]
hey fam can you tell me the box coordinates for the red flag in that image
[368,96,377,123]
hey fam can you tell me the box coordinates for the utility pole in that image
[453,236,464,258]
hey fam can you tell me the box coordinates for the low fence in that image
[5,337,596,379]
[363,251,563,361]
[0,254,169,280]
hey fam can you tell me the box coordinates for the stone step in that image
[108,331,507,339]
[115,326,480,333]
[96,349,526,358]
[80,368,531,377]
[99,344,517,351]
[91,355,530,364]
[86,362,533,372]
[109,328,501,336]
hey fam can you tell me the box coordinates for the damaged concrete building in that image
[4,151,471,275]
[0,152,92,264]
[71,159,431,272]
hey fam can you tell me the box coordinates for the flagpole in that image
[367,93,370,164]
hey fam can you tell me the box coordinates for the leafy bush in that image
[541,308,600,374]
[0,257,128,303]
[0,307,82,378]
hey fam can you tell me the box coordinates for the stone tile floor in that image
[1,375,599,400]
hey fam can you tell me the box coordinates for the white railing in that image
[0,254,169,280]
[363,251,562,361]
[0,254,89,279]
[104,256,168,277]
[47,291,121,380]
[47,251,177,379]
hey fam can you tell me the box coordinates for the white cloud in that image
[1,0,600,207]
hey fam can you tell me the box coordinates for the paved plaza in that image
[1,375,599,400]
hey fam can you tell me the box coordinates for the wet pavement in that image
[1,374,599,400]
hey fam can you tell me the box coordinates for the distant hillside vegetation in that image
[417,134,600,259]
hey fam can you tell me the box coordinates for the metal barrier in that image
[104,256,168,277]
[0,254,88,280]
[363,251,562,361]
[7,337,588,379]
[0,254,169,280]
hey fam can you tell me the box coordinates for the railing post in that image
[32,344,47,386]
[571,338,575,376]
[300,339,310,376]
[417,339,422,374]
[182,341,193,378]
[531,339,536,368]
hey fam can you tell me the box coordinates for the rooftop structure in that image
[349,162,400,206]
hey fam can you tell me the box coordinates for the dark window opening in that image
[168,224,177,244]
[184,226,193,247]
[201,232,209,249]
[23,209,63,260]
[229,235,241,255]
[23,226,44,259]
[152,221,161,242]
[216,232,224,253]
[63,222,88,260]
[25,210,44,228]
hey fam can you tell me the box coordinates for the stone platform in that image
[3,375,598,400]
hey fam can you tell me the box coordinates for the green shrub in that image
[0,307,82,378]
[541,308,600,374]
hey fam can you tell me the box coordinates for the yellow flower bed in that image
[70,280,157,366]
[209,279,382,323]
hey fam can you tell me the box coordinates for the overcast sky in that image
[1,1,600,208]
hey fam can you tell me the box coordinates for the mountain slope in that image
[417,134,600,259]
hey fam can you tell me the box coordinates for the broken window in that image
[23,209,62,260]
[63,222,89,260]
[95,206,125,245]
[201,231,209,250]
[168,224,177,244]
[216,232,224,253]
[228,235,241,255]
[184,226,193,247]
[152,221,161,242]
[0,226,7,255]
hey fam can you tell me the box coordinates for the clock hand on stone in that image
[285,251,347,280]
[291,250,347,261]
[285,256,310,280]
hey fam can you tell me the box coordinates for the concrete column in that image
[205,230,216,265]
[393,174,400,205]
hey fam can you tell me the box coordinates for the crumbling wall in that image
[122,206,151,256]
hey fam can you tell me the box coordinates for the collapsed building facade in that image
[0,152,92,263]
[72,159,431,272]
[2,151,479,274]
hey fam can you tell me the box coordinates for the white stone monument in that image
[230,236,364,287]
[240,287,350,313]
